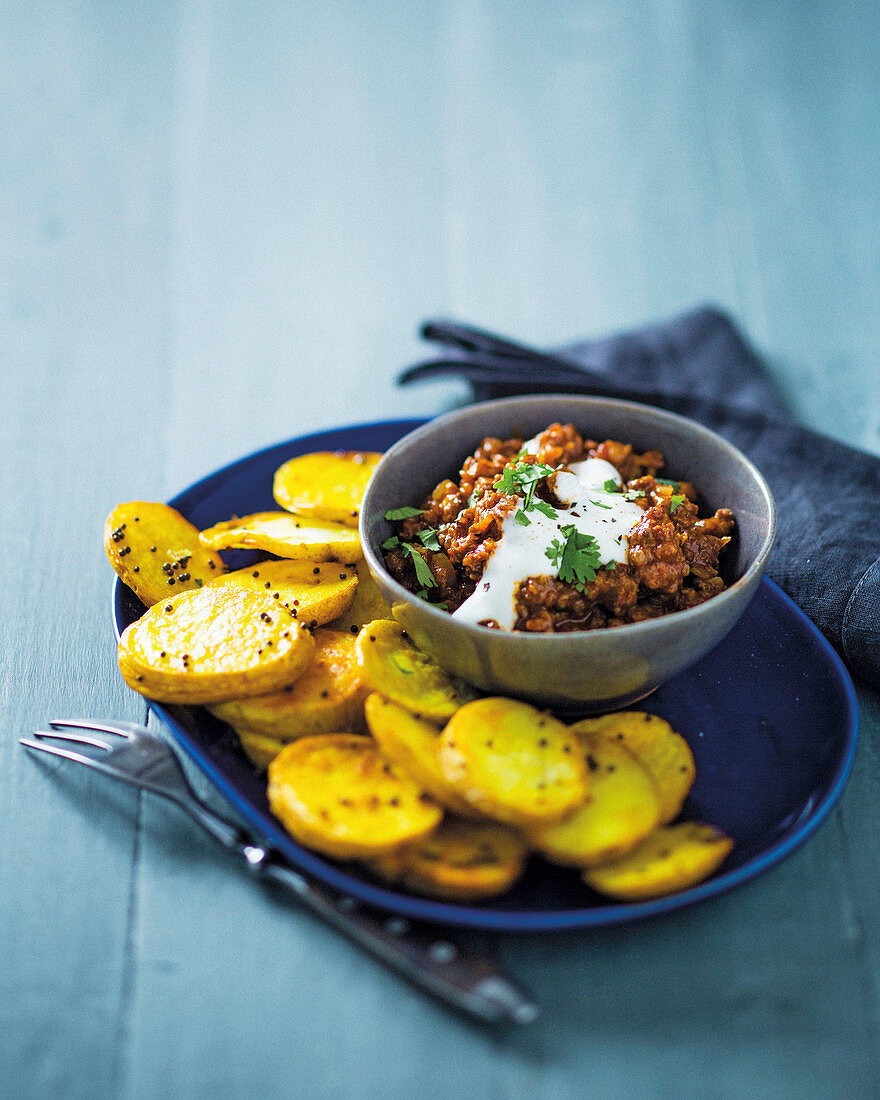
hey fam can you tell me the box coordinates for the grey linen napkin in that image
[398,306,880,689]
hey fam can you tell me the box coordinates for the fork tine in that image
[20,738,107,767]
[31,729,112,751]
[49,718,133,739]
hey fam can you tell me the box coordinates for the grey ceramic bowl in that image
[359,395,776,713]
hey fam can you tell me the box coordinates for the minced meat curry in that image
[382,422,735,633]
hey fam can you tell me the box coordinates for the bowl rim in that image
[359,393,777,644]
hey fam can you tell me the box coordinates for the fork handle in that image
[171,798,538,1025]
[253,853,538,1025]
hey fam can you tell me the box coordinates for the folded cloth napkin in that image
[398,306,880,690]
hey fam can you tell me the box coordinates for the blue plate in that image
[112,420,859,931]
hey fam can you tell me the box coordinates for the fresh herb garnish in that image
[381,535,400,550]
[496,458,558,523]
[603,478,622,493]
[401,543,437,588]
[590,499,613,510]
[416,528,441,551]
[545,525,603,591]
[669,494,686,512]
[655,478,681,489]
[383,506,425,521]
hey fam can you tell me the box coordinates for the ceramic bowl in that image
[359,395,776,713]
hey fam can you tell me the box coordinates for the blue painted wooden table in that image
[2,3,878,1097]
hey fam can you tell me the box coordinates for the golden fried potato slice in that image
[104,501,226,606]
[199,512,362,561]
[118,586,316,704]
[273,450,382,526]
[366,818,528,900]
[438,697,587,827]
[363,694,481,818]
[267,734,442,859]
[526,733,660,868]
[354,620,479,721]
[328,566,393,634]
[210,560,357,628]
[235,729,285,770]
[210,628,368,739]
[571,712,695,824]
[582,822,734,901]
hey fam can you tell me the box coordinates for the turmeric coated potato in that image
[267,734,442,860]
[104,501,226,606]
[199,512,362,561]
[438,697,588,827]
[354,620,479,721]
[210,628,369,740]
[117,585,316,704]
[273,450,382,526]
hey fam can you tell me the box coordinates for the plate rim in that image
[111,418,860,931]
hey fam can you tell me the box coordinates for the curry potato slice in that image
[117,586,315,704]
[438,698,587,827]
[571,712,696,824]
[363,694,481,818]
[355,620,479,721]
[583,822,734,901]
[368,818,528,900]
[526,734,660,868]
[199,512,362,561]
[104,501,226,606]
[210,560,357,627]
[267,734,442,859]
[236,729,286,770]
[210,628,368,739]
[273,450,382,526]
[329,565,393,634]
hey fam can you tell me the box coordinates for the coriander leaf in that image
[531,499,558,520]
[495,458,555,497]
[590,499,613,510]
[669,495,686,512]
[381,535,400,550]
[655,478,681,488]
[402,542,437,588]
[514,508,531,526]
[416,528,441,551]
[603,479,622,493]
[545,524,602,592]
[384,505,425,521]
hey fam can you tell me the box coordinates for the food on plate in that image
[354,619,479,721]
[438,697,588,826]
[328,567,393,635]
[363,693,482,818]
[366,817,529,900]
[117,585,316,704]
[267,734,443,859]
[381,422,735,632]
[236,728,289,770]
[108,443,733,904]
[571,711,695,824]
[525,732,660,867]
[104,501,226,606]
[199,511,363,561]
[581,822,735,901]
[209,559,358,627]
[273,450,382,525]
[210,627,369,742]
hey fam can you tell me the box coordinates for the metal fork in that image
[20,719,538,1026]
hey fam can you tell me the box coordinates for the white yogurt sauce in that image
[452,457,644,629]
